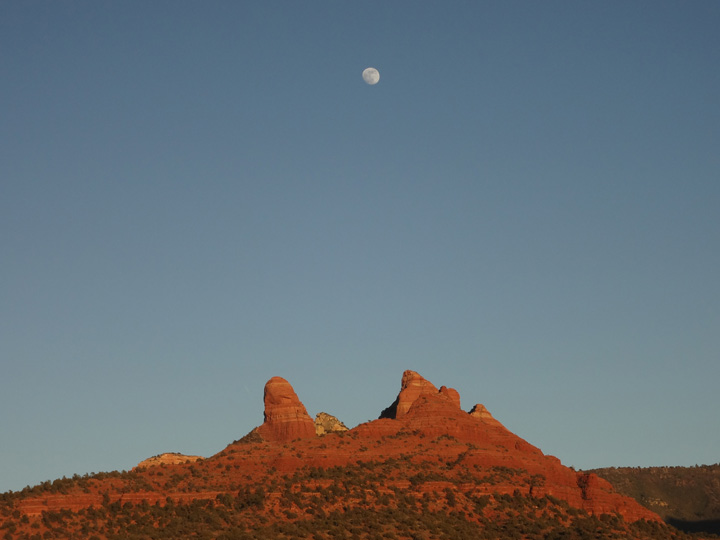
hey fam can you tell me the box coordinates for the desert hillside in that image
[590,464,720,535]
[0,370,702,540]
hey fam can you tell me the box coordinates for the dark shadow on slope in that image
[667,517,720,536]
[379,396,399,419]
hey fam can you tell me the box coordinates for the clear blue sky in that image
[2,1,719,493]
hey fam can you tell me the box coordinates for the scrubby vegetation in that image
[0,459,704,540]
[3,430,717,540]
[0,471,145,500]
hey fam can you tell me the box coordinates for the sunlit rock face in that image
[7,369,663,527]
[314,412,348,435]
[134,453,203,470]
[380,370,461,419]
[255,376,316,442]
[469,403,505,428]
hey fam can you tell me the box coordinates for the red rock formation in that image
[469,403,505,428]
[254,376,316,442]
[380,370,462,419]
[439,385,461,409]
[575,472,655,520]
[369,370,659,522]
[5,369,662,530]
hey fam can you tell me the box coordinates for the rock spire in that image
[255,376,316,442]
[380,370,462,419]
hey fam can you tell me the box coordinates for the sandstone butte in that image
[12,370,661,524]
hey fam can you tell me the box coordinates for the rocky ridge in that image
[2,369,666,539]
[233,369,658,522]
[366,371,660,521]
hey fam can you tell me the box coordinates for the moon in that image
[362,67,380,85]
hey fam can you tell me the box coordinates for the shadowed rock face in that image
[255,376,316,442]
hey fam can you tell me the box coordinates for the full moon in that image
[362,67,380,85]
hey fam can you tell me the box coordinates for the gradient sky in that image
[2,1,719,493]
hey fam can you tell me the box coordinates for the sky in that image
[2,1,719,493]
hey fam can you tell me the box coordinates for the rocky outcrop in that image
[6,369,663,530]
[575,472,658,521]
[314,412,348,435]
[439,385,461,409]
[469,403,505,427]
[134,452,203,470]
[380,370,462,419]
[254,376,316,443]
[365,370,660,522]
